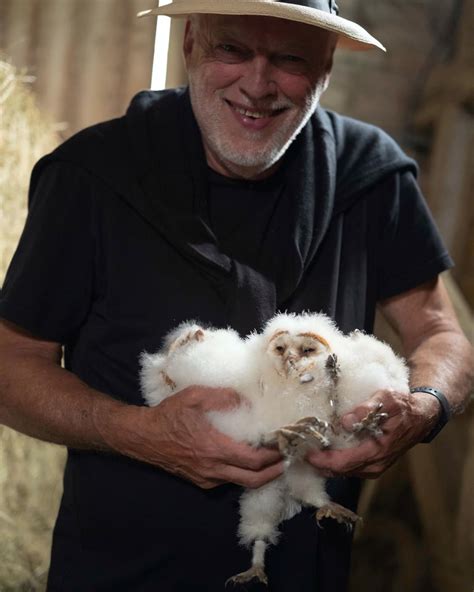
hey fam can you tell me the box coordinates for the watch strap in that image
[410,386,452,443]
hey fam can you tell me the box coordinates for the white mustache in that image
[222,95,295,113]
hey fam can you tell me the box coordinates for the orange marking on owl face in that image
[267,330,290,357]
[160,371,177,390]
[297,332,331,350]
[169,327,205,353]
[268,330,290,344]
[194,329,205,341]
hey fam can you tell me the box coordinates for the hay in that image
[0,60,58,272]
[0,59,66,592]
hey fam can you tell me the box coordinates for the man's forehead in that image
[202,14,335,48]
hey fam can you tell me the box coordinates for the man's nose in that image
[239,55,277,100]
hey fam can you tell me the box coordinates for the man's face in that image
[184,15,337,179]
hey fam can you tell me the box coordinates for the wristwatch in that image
[410,386,452,443]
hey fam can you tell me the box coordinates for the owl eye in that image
[302,347,316,354]
[275,345,285,354]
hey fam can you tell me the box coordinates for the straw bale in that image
[0,59,66,592]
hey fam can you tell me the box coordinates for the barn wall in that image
[0,0,156,136]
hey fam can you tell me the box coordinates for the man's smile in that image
[224,98,288,119]
[224,98,289,130]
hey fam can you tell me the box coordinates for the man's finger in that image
[185,386,244,411]
[307,438,382,473]
[341,390,410,432]
[213,434,282,470]
[216,459,284,489]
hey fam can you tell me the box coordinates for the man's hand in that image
[306,388,440,479]
[97,385,284,490]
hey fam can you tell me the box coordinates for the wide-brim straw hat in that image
[138,0,385,52]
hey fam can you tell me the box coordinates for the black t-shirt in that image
[207,167,285,265]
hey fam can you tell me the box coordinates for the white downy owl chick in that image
[333,327,409,447]
[140,321,265,443]
[140,323,296,587]
[225,312,409,586]
[257,312,409,445]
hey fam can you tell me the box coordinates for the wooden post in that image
[150,5,187,90]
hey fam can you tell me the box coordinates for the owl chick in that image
[258,312,409,451]
[140,321,264,443]
[139,313,409,587]
[220,312,408,585]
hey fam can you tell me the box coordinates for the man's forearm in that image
[406,327,473,416]
[380,278,473,417]
[0,347,127,451]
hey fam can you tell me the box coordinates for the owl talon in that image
[264,417,332,457]
[225,565,268,587]
[277,428,307,457]
[352,402,388,437]
[296,416,330,434]
[295,417,331,448]
[316,502,362,529]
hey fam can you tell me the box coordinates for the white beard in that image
[188,73,327,176]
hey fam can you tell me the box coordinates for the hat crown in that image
[278,0,339,15]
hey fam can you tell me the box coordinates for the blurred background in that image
[0,0,473,590]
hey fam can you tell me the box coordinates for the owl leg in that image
[296,416,331,436]
[262,417,331,457]
[226,481,287,587]
[286,460,330,509]
[316,501,362,528]
[293,416,332,449]
[286,462,361,528]
[351,402,388,437]
[225,540,268,587]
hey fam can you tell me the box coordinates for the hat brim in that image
[138,0,385,52]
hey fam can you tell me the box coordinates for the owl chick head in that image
[261,313,341,382]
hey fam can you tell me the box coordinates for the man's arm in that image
[307,277,474,478]
[0,319,282,489]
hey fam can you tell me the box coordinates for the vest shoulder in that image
[50,117,127,164]
[321,109,402,157]
[316,108,417,202]
[41,87,186,168]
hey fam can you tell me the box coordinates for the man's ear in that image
[321,40,336,92]
[325,39,336,75]
[183,19,194,64]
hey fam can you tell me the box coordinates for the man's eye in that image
[219,44,238,53]
[272,53,308,75]
[281,54,304,62]
[214,44,248,63]
[273,54,307,73]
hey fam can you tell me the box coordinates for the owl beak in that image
[300,373,314,384]
[284,355,298,377]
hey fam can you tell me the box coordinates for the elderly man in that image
[0,1,472,591]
